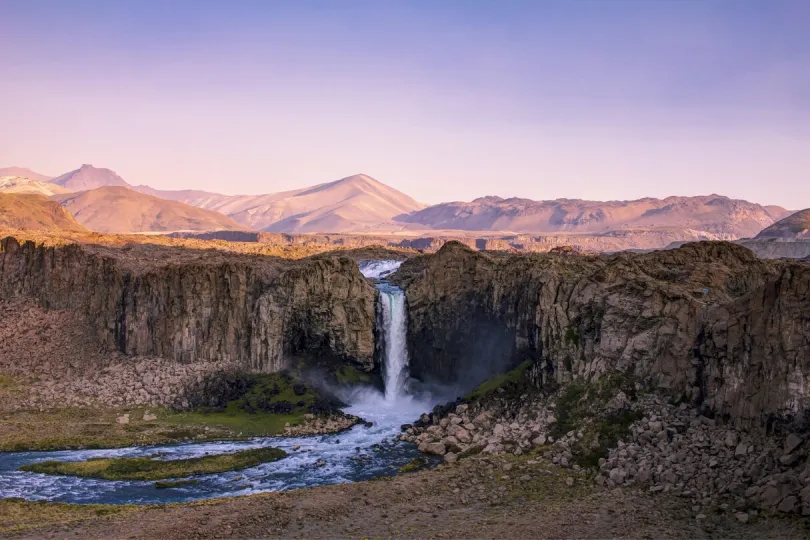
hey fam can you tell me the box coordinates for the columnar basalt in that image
[0,236,377,374]
[394,241,810,428]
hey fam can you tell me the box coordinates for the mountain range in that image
[134,173,426,233]
[0,165,797,246]
[396,195,789,238]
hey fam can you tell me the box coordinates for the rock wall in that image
[0,237,377,373]
[249,257,376,372]
[394,241,810,428]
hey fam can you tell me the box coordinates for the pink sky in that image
[1,1,808,208]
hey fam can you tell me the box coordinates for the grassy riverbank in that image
[0,373,354,451]
[3,453,800,539]
[20,447,287,481]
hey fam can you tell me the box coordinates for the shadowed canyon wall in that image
[0,237,376,373]
[393,241,810,428]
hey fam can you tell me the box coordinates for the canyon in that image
[1,227,809,535]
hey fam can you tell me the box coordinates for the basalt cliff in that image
[393,241,810,429]
[0,236,377,376]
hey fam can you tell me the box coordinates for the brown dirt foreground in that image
[5,454,806,540]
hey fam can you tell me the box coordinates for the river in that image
[0,260,438,505]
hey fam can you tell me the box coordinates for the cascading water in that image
[0,259,437,505]
[359,259,410,400]
[379,287,409,401]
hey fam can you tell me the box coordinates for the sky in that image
[1,0,808,208]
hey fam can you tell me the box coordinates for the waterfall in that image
[359,260,410,401]
[379,287,410,401]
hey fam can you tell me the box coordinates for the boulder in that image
[784,434,804,455]
[419,442,447,456]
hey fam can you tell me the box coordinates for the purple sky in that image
[1,0,808,207]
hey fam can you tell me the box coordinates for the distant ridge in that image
[0,192,89,233]
[0,167,53,183]
[52,186,246,234]
[756,208,810,239]
[396,194,790,239]
[0,176,71,196]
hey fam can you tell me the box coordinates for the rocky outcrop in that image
[394,241,810,428]
[0,236,377,374]
[250,257,376,372]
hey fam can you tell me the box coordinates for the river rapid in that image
[0,260,440,505]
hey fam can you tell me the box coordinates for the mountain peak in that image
[51,165,131,192]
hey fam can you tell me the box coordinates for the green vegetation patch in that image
[398,457,427,473]
[20,447,286,481]
[574,409,643,469]
[0,407,234,452]
[550,371,641,468]
[464,360,533,402]
[166,372,341,436]
[335,365,373,385]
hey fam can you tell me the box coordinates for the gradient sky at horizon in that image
[1,0,808,208]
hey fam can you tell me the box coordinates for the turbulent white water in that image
[359,259,402,279]
[379,288,410,401]
[0,259,437,505]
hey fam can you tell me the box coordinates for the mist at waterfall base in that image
[0,261,442,505]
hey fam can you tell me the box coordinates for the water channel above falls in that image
[0,260,439,505]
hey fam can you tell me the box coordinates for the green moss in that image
[20,447,287,481]
[398,457,427,473]
[165,372,339,437]
[154,479,199,489]
[573,409,643,469]
[0,373,16,388]
[551,381,588,438]
[457,444,485,459]
[465,360,533,402]
[500,455,590,503]
[335,365,373,385]
[563,354,573,372]
[564,325,580,346]
[552,371,637,439]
